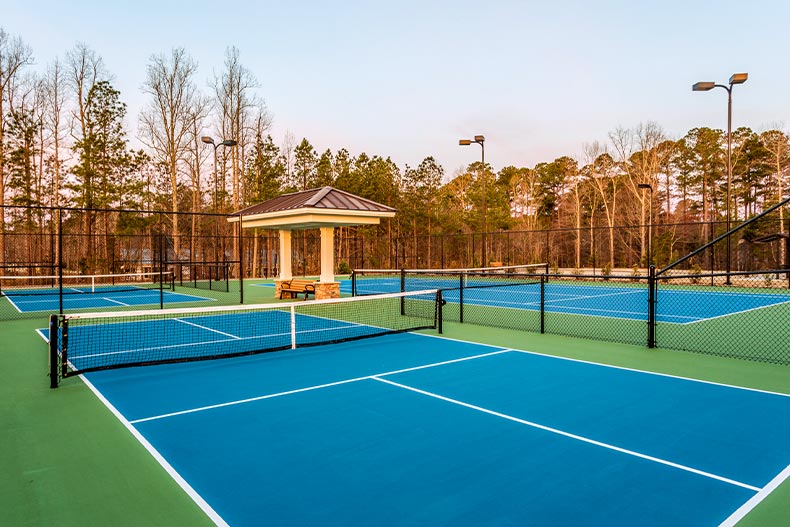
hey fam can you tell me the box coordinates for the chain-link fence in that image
[4,201,789,366]
[1,205,243,321]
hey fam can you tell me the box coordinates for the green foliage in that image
[293,138,317,190]
[69,81,141,210]
[5,107,40,211]
[337,261,351,274]
[244,133,285,205]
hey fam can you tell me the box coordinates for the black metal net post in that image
[437,289,443,334]
[540,274,545,334]
[49,314,60,388]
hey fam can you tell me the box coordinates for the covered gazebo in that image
[228,187,396,299]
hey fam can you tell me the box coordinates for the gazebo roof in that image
[228,186,396,230]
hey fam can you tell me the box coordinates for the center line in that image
[372,376,760,492]
[175,318,242,339]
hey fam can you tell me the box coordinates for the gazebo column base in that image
[314,282,340,300]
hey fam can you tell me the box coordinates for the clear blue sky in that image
[5,0,790,177]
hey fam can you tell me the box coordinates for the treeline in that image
[1,28,788,271]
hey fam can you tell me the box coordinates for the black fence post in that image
[647,265,656,348]
[400,268,406,316]
[58,208,64,315]
[351,270,357,296]
[540,275,545,334]
[239,218,244,305]
[437,290,443,334]
[459,272,464,324]
[159,231,165,309]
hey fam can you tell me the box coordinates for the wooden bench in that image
[279,279,317,300]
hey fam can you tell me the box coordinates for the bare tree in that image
[67,43,108,142]
[139,47,201,263]
[66,42,108,265]
[212,46,266,211]
[185,94,211,260]
[612,123,667,266]
[760,127,790,265]
[0,28,34,267]
[44,58,68,209]
[584,141,619,269]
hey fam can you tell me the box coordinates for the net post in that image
[459,272,464,323]
[647,265,656,348]
[437,290,443,334]
[61,316,69,379]
[351,270,357,296]
[540,275,545,334]
[49,315,59,388]
[400,268,406,315]
[290,305,297,349]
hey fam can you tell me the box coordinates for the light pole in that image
[692,73,748,285]
[201,136,238,264]
[638,183,653,269]
[201,136,238,213]
[459,135,486,266]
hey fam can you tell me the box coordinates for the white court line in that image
[372,376,760,492]
[79,375,230,527]
[129,349,511,424]
[412,332,790,398]
[678,300,790,325]
[2,293,24,313]
[718,463,790,527]
[175,318,242,339]
[104,297,130,306]
[460,296,697,323]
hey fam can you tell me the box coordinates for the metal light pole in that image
[201,136,238,264]
[201,136,238,213]
[638,183,653,269]
[459,135,486,266]
[692,73,748,285]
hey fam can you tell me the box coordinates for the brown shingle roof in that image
[232,187,396,216]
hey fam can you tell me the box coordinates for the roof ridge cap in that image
[304,186,333,206]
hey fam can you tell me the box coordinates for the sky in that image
[4,0,790,179]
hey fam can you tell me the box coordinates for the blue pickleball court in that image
[344,278,790,324]
[5,286,213,313]
[72,328,790,527]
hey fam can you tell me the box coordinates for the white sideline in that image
[718,464,790,526]
[79,375,230,527]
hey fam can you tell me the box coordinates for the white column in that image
[319,226,335,283]
[279,229,292,280]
